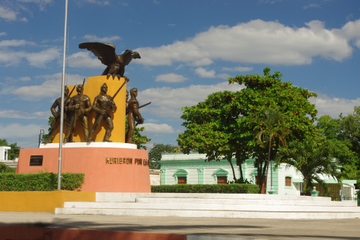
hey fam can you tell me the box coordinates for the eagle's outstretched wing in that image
[79,42,117,66]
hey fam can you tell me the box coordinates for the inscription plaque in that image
[30,155,43,166]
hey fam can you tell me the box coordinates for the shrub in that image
[0,172,84,191]
[151,184,259,194]
[0,163,16,173]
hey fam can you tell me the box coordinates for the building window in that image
[285,177,292,187]
[217,176,227,184]
[213,168,229,184]
[178,177,187,184]
[174,169,188,185]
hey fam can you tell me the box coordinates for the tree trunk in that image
[257,148,267,194]
[236,151,244,182]
[228,159,236,181]
[265,132,272,193]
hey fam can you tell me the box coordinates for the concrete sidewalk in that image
[0,212,359,240]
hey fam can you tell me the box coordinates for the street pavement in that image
[0,212,359,240]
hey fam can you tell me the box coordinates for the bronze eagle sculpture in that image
[79,42,141,80]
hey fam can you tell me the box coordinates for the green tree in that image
[178,68,318,192]
[42,116,55,143]
[0,162,16,173]
[275,137,341,194]
[228,68,317,192]
[317,114,359,182]
[178,90,248,182]
[256,108,290,189]
[149,143,180,169]
[0,139,20,160]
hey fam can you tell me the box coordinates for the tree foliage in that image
[256,108,290,188]
[317,112,360,182]
[0,163,16,173]
[42,116,55,143]
[178,68,318,192]
[0,139,20,160]
[275,137,341,194]
[149,143,180,169]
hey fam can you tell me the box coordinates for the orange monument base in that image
[16,143,150,192]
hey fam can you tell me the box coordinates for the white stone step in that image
[55,192,359,219]
[55,207,360,219]
[62,201,360,212]
[96,192,332,202]
[134,197,357,207]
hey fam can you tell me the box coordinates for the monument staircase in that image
[55,192,360,219]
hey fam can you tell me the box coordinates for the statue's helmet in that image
[64,86,69,95]
[101,83,108,92]
[76,84,83,92]
[130,88,137,96]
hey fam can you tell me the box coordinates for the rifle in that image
[73,78,86,128]
[139,102,151,109]
[68,85,76,98]
[112,78,129,100]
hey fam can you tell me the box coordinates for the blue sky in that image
[0,0,360,149]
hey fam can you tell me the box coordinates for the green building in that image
[159,152,357,200]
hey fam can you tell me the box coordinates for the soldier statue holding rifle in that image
[64,80,92,143]
[87,81,126,143]
[126,88,145,144]
[44,85,74,144]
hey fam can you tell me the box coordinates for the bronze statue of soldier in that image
[87,83,117,143]
[44,86,72,144]
[64,83,92,143]
[126,88,144,144]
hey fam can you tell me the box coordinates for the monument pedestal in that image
[16,143,150,193]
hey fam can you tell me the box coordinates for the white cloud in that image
[0,47,60,67]
[135,19,358,67]
[303,4,320,9]
[194,67,230,79]
[191,58,213,66]
[216,73,231,79]
[194,67,216,78]
[17,0,54,11]
[0,6,18,21]
[0,39,35,47]
[0,123,43,139]
[310,93,360,119]
[83,35,121,43]
[80,0,110,5]
[336,19,360,48]
[142,123,177,133]
[11,73,85,99]
[155,73,189,83]
[25,47,61,68]
[0,49,24,66]
[68,51,103,68]
[19,17,28,22]
[138,81,245,118]
[0,110,49,119]
[19,76,31,81]
[0,32,7,37]
[137,81,360,122]
[222,66,253,72]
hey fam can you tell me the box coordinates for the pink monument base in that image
[16,143,150,192]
